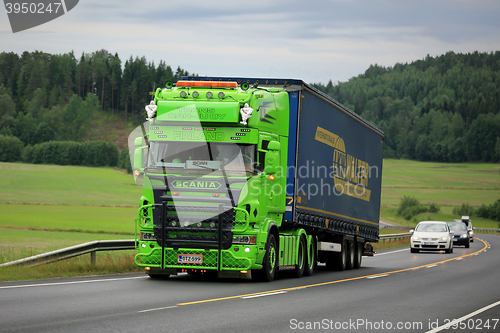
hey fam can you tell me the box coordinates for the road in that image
[0,234,499,333]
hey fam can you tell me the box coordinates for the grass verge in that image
[0,251,142,282]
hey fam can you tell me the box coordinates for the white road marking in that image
[0,276,147,289]
[373,248,409,256]
[426,300,500,333]
[138,306,177,313]
[426,265,438,268]
[366,274,389,279]
[455,258,463,261]
[242,291,288,299]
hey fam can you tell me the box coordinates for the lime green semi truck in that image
[129,77,384,281]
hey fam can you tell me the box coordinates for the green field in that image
[381,159,500,228]
[0,162,142,265]
[0,162,141,206]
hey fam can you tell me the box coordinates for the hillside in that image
[90,111,136,150]
[312,51,500,163]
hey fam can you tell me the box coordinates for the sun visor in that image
[156,101,240,123]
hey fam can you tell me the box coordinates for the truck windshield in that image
[147,141,256,174]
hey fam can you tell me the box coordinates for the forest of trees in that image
[0,49,192,147]
[0,49,499,165]
[312,51,500,162]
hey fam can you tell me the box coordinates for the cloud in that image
[1,0,499,83]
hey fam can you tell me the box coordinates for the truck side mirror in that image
[133,147,145,175]
[262,141,280,174]
[264,151,278,174]
[267,141,281,151]
[134,137,144,147]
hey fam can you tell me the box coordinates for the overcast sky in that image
[1,0,500,84]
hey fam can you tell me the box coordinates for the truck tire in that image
[326,240,347,271]
[353,242,363,269]
[304,237,317,276]
[255,233,278,282]
[294,236,306,278]
[346,241,354,270]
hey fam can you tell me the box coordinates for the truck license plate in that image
[178,254,203,264]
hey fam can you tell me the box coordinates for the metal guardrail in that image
[473,228,500,234]
[0,240,135,268]
[379,233,412,242]
[381,225,411,230]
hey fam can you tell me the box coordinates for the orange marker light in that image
[213,193,220,197]
[176,81,238,88]
[172,192,180,196]
[268,175,275,181]
[134,170,141,176]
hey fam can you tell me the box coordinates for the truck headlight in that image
[232,236,256,244]
[141,233,156,241]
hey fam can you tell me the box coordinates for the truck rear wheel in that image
[294,236,306,278]
[304,237,316,276]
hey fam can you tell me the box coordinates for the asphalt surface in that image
[0,234,499,333]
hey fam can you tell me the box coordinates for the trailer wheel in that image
[255,233,278,282]
[346,241,354,270]
[304,237,317,276]
[353,242,363,269]
[294,236,306,278]
[326,240,346,271]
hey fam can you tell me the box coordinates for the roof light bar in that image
[176,81,238,88]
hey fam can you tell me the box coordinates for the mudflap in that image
[363,243,375,256]
[218,270,252,279]
[148,268,178,276]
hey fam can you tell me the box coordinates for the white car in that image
[410,221,454,254]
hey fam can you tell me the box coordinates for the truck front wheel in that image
[256,233,278,282]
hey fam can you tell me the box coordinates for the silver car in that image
[410,221,454,254]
